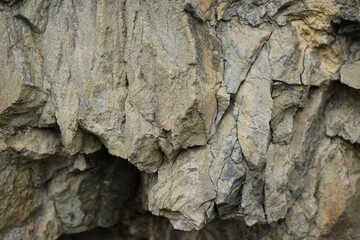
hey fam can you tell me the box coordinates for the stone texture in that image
[220,21,271,94]
[0,139,139,240]
[148,147,216,231]
[340,61,360,89]
[1,0,360,239]
[325,85,360,144]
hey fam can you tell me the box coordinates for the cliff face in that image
[1,0,360,239]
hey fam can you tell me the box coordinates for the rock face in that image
[1,0,360,239]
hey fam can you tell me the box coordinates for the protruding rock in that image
[148,147,216,231]
[340,61,360,90]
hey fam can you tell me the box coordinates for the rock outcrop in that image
[0,0,360,239]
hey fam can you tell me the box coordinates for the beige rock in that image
[235,47,272,168]
[214,86,230,127]
[265,85,332,223]
[148,147,216,231]
[123,101,163,172]
[208,109,245,218]
[0,128,61,159]
[268,25,304,85]
[76,0,128,158]
[220,21,272,94]
[271,83,309,144]
[1,0,360,239]
[340,61,360,90]
[0,10,48,127]
[122,0,222,171]
[325,85,360,144]
[217,2,229,21]
[232,43,273,226]
[16,0,50,33]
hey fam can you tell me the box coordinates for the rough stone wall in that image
[0,0,360,239]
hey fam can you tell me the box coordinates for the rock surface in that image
[1,0,360,239]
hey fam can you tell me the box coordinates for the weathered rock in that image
[124,0,222,166]
[1,0,360,239]
[325,85,360,144]
[235,46,272,168]
[0,9,48,127]
[340,61,360,89]
[233,42,273,226]
[265,85,332,223]
[220,21,271,94]
[48,151,140,234]
[148,147,216,231]
[270,83,309,144]
[0,141,140,239]
[15,0,50,33]
[209,113,246,218]
[268,25,304,85]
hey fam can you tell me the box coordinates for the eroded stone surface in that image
[1,0,360,239]
[340,61,360,89]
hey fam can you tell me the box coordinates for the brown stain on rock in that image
[321,175,345,234]
[37,48,43,62]
[198,0,214,13]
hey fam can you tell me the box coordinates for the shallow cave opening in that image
[336,20,360,38]
[333,19,360,57]
[58,227,122,240]
[56,147,144,240]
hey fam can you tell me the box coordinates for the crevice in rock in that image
[336,20,360,38]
